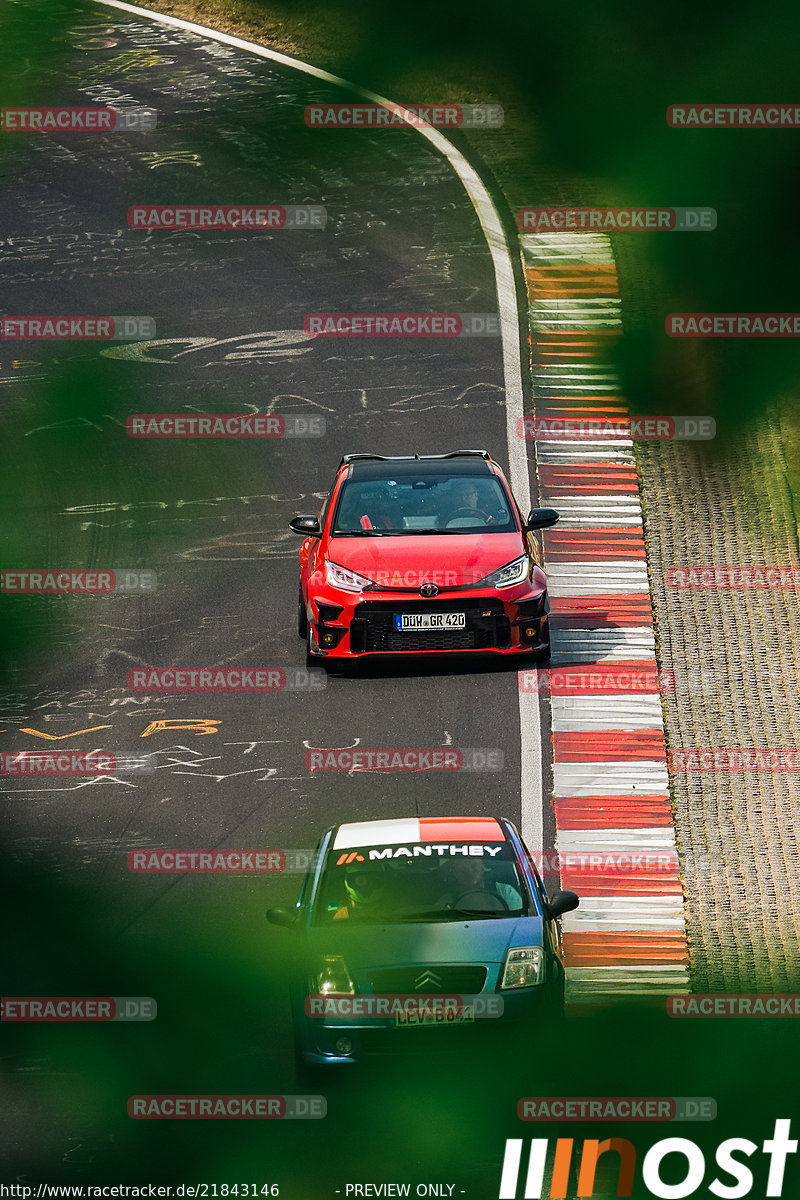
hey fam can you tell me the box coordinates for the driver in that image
[332,861,388,920]
[442,480,492,526]
[435,856,522,911]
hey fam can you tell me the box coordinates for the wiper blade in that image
[396,910,455,922]
[333,529,390,537]
[446,908,511,919]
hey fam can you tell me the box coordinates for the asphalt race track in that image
[0,3,565,1186]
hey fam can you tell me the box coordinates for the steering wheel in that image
[449,888,510,912]
[445,506,489,527]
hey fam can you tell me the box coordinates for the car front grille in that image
[351,600,510,653]
[367,965,488,994]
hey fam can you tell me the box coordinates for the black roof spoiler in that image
[338,450,491,470]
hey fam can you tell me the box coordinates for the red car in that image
[290,451,559,667]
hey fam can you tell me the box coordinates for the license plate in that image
[394,612,466,631]
[396,1008,474,1028]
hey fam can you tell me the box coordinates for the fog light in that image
[334,1036,353,1056]
[321,630,337,647]
[524,626,537,639]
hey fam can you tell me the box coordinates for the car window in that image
[331,475,517,535]
[313,842,530,924]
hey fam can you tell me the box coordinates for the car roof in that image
[332,817,508,850]
[346,460,496,482]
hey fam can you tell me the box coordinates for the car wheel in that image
[297,587,308,639]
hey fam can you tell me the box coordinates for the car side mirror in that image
[526,507,560,530]
[266,907,299,929]
[546,889,579,919]
[289,515,321,536]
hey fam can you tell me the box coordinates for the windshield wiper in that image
[332,529,391,537]
[445,908,516,919]
[395,909,512,922]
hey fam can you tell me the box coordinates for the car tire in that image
[297,587,308,639]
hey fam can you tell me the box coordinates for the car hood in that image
[324,533,526,588]
[303,915,544,968]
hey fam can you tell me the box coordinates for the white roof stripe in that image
[333,818,420,849]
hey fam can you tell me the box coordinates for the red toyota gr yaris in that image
[290,451,559,667]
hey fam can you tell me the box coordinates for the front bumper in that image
[305,586,549,659]
[294,985,557,1066]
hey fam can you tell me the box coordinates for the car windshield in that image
[313,842,530,925]
[331,474,517,535]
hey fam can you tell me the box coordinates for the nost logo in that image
[499,1118,797,1197]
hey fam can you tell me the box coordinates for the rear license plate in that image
[394,612,466,631]
[396,1008,475,1027]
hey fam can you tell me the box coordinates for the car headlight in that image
[481,555,530,589]
[325,560,374,593]
[501,946,545,989]
[314,955,355,996]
